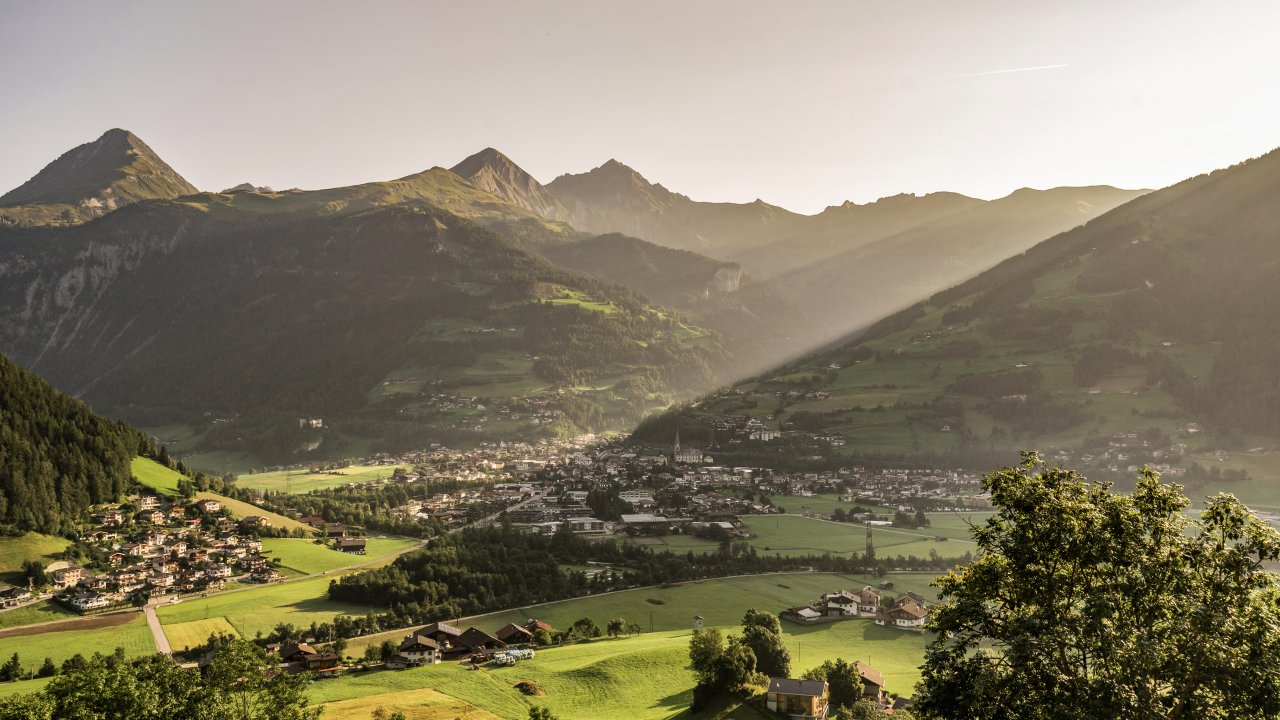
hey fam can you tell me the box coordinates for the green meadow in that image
[315,621,925,720]
[155,574,386,639]
[0,532,71,580]
[261,537,419,575]
[0,614,155,674]
[650,514,977,561]
[237,464,400,494]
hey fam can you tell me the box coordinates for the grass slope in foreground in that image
[315,622,923,720]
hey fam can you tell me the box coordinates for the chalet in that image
[251,568,284,583]
[393,634,441,665]
[49,564,84,588]
[857,662,885,705]
[821,590,859,617]
[324,523,347,538]
[67,592,110,612]
[415,621,464,651]
[524,619,555,635]
[100,510,124,526]
[107,552,126,566]
[876,595,927,630]
[852,586,881,614]
[766,677,829,719]
[206,563,232,578]
[193,499,222,514]
[0,586,33,607]
[494,623,535,645]
[240,516,269,530]
[142,510,167,525]
[138,495,160,510]
[299,516,326,529]
[336,537,367,554]
[278,642,341,675]
[454,627,506,657]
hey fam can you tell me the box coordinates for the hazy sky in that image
[2,0,1279,214]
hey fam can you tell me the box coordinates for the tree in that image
[606,617,626,638]
[201,638,322,720]
[916,453,1280,720]
[740,609,790,677]
[688,628,726,688]
[0,653,21,682]
[805,658,863,712]
[529,708,558,720]
[372,709,408,720]
[569,617,600,640]
[331,636,348,658]
[36,658,56,678]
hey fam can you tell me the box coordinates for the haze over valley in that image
[3,3,1280,719]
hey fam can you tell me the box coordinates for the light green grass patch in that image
[163,616,239,652]
[0,533,72,577]
[156,575,382,638]
[0,614,155,673]
[0,601,77,630]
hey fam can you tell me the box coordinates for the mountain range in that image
[649,145,1280,466]
[0,128,1151,466]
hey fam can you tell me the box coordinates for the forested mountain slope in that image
[0,196,722,463]
[0,352,151,533]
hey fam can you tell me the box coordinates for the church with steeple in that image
[673,425,704,464]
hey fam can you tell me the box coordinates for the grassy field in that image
[0,613,155,673]
[317,620,925,720]
[0,601,76,630]
[650,515,976,561]
[131,456,183,495]
[261,537,419,575]
[156,575,385,639]
[237,464,399,494]
[132,457,312,533]
[0,677,52,700]
[162,616,239,652]
[194,491,312,533]
[319,686,503,720]
[347,571,939,661]
[0,532,72,579]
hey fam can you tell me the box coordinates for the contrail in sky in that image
[948,64,1069,79]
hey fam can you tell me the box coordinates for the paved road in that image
[144,603,172,654]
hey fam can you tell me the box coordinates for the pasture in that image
[162,616,239,652]
[237,464,398,494]
[316,620,926,720]
[156,575,385,639]
[0,532,71,578]
[261,537,419,575]
[652,515,976,561]
[346,571,939,662]
[0,613,155,674]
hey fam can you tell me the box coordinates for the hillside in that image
[0,352,150,534]
[646,146,1280,468]
[0,129,197,227]
[0,192,723,463]
[767,185,1149,335]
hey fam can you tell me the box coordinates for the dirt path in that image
[0,609,138,638]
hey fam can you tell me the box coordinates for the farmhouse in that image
[876,594,928,630]
[392,634,442,666]
[278,642,341,675]
[336,537,367,554]
[766,677,829,719]
[495,622,535,644]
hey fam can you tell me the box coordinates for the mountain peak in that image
[0,128,197,223]
[449,147,570,222]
